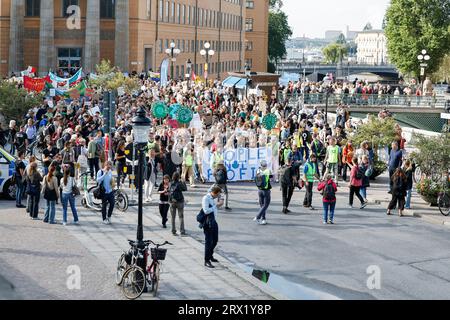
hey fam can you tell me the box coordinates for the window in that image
[147,0,152,19]
[58,48,82,74]
[245,18,253,32]
[159,39,163,53]
[246,1,254,9]
[100,0,115,18]
[177,3,180,24]
[246,41,253,51]
[176,65,179,78]
[182,5,185,24]
[171,2,175,23]
[63,0,79,17]
[159,0,163,20]
[165,1,169,22]
[26,0,40,17]
[181,65,185,77]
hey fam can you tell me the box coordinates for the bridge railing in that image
[277,92,448,108]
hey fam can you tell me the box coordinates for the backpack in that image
[279,166,292,185]
[323,182,336,201]
[93,170,106,199]
[169,182,184,203]
[356,166,365,180]
[255,172,265,189]
[26,178,40,196]
[56,137,65,150]
[214,169,227,185]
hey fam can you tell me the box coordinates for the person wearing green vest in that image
[210,145,224,172]
[254,160,273,225]
[303,154,320,210]
[182,144,196,187]
[324,137,341,184]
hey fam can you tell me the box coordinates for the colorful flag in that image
[23,75,51,92]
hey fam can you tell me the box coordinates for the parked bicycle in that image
[438,172,450,217]
[118,239,173,299]
[88,185,129,212]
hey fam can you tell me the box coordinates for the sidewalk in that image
[65,203,286,300]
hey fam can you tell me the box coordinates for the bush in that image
[416,178,441,205]
[370,160,387,180]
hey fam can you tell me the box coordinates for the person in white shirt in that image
[60,167,79,226]
[202,186,223,268]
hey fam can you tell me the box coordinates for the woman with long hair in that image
[158,175,171,228]
[42,164,59,224]
[26,162,43,220]
[403,160,414,210]
[387,168,408,217]
[60,167,79,226]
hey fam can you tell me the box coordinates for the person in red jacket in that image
[318,174,338,224]
[349,157,368,209]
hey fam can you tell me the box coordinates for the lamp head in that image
[170,42,176,48]
[208,50,215,56]
[204,42,211,49]
[200,49,207,56]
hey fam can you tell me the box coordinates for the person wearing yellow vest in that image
[254,160,273,225]
[303,154,320,210]
[182,144,196,188]
[210,145,224,172]
[324,137,341,184]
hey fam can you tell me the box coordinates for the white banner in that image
[160,58,170,87]
[202,147,273,182]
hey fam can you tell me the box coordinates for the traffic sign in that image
[420,63,428,67]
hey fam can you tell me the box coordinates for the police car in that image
[0,147,17,200]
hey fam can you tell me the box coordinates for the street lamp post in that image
[165,42,181,80]
[186,58,192,89]
[417,49,430,85]
[200,42,215,86]
[244,64,251,98]
[132,107,151,250]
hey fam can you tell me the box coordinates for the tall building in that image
[0,0,269,79]
[355,30,388,65]
[324,30,342,41]
[243,0,268,72]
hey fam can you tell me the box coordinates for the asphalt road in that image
[177,175,450,300]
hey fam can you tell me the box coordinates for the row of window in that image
[158,39,244,54]
[25,0,116,18]
[156,0,242,30]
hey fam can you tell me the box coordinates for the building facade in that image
[0,0,269,79]
[243,0,268,72]
[355,30,388,65]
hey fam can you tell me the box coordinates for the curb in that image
[410,210,450,228]
[130,206,288,300]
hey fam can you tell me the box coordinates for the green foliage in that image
[322,43,347,64]
[410,133,450,178]
[416,178,441,203]
[432,54,450,83]
[352,116,398,156]
[0,81,43,125]
[385,0,450,79]
[268,10,292,64]
[89,59,139,93]
[269,0,283,9]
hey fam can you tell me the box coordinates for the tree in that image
[269,0,283,9]
[268,10,292,66]
[0,81,44,125]
[363,22,373,31]
[336,33,346,45]
[322,43,347,64]
[89,59,139,93]
[432,54,450,83]
[385,0,450,79]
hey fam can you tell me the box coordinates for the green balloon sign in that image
[152,101,168,119]
[262,113,278,130]
[169,103,182,119]
[176,107,194,124]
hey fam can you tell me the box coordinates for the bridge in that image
[278,62,399,79]
[279,92,449,132]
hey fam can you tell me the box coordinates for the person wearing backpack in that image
[254,160,272,225]
[213,161,231,211]
[318,174,338,224]
[359,155,371,203]
[26,162,43,220]
[349,157,368,209]
[14,151,27,208]
[42,165,59,224]
[169,172,188,236]
[279,156,297,214]
[387,168,408,217]
[97,161,115,225]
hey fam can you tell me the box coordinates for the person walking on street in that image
[254,160,272,225]
[144,148,157,202]
[280,156,298,214]
[60,167,79,226]
[115,141,127,187]
[303,154,320,210]
[169,172,188,236]
[359,155,371,202]
[14,151,27,208]
[88,135,100,180]
[42,164,59,224]
[349,157,368,209]
[387,168,408,217]
[213,160,231,211]
[404,160,414,209]
[182,144,196,188]
[388,142,403,193]
[324,137,341,183]
[26,162,42,220]
[202,186,223,268]
[342,140,354,182]
[97,161,115,224]
[318,174,338,224]
[157,175,171,228]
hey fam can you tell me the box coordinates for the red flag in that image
[23,75,50,92]
[191,71,196,81]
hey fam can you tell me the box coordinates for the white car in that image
[0,147,18,200]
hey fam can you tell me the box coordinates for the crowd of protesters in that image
[0,72,415,234]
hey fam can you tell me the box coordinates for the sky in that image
[282,0,391,39]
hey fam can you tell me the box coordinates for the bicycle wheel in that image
[121,267,146,300]
[151,263,161,297]
[88,186,103,207]
[115,191,129,212]
[414,166,422,184]
[438,193,450,217]
[115,253,128,286]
